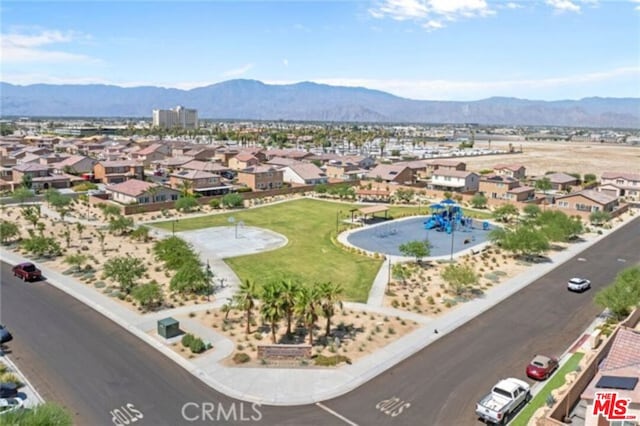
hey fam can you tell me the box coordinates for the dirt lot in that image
[461,140,639,177]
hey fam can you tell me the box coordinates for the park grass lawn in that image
[511,352,585,426]
[152,198,383,302]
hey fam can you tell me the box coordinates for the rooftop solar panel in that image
[595,376,638,390]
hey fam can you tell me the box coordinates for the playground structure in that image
[425,203,468,234]
[424,201,490,234]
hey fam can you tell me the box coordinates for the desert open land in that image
[459,140,639,177]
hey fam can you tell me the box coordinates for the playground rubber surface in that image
[346,215,493,257]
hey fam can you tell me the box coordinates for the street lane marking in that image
[376,396,411,417]
[316,402,358,426]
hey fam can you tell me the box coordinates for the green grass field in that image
[511,352,585,426]
[151,198,492,301]
[153,198,387,301]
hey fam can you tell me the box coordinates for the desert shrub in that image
[181,333,194,347]
[189,337,206,354]
[233,352,251,364]
[314,355,351,366]
[0,373,22,386]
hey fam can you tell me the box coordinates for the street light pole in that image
[449,206,455,262]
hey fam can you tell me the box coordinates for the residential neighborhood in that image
[2,0,640,421]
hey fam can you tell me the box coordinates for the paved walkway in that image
[1,209,636,406]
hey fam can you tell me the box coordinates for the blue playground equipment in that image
[424,200,474,234]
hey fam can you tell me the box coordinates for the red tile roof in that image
[106,179,158,197]
[601,328,640,371]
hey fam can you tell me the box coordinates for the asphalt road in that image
[1,216,638,426]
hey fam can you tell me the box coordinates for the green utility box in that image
[157,317,181,339]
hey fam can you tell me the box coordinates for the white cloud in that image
[369,0,493,29]
[221,63,254,77]
[504,2,523,9]
[1,28,96,64]
[283,59,289,67]
[631,0,640,10]
[265,66,640,100]
[545,0,581,13]
[423,19,445,30]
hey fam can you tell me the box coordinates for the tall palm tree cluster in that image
[231,279,343,346]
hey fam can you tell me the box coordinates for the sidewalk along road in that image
[315,216,640,426]
[0,265,338,425]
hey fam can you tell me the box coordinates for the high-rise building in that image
[152,106,198,129]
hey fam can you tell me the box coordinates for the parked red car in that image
[11,262,42,282]
[526,355,558,380]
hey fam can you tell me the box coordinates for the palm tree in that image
[318,282,343,338]
[295,285,320,346]
[178,180,193,197]
[234,279,258,335]
[260,281,284,343]
[280,279,300,337]
[76,222,85,239]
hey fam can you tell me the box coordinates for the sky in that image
[1,0,639,101]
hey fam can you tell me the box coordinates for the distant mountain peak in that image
[1,79,638,128]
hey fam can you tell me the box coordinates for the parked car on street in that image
[526,355,559,380]
[11,262,42,282]
[476,378,531,425]
[0,397,24,416]
[0,326,12,344]
[567,277,591,292]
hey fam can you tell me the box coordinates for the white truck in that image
[475,378,531,425]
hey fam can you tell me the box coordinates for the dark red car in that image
[11,262,42,282]
[526,355,558,380]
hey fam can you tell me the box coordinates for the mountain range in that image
[1,80,638,128]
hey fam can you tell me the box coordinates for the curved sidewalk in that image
[1,215,636,406]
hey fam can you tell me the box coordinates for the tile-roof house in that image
[169,170,230,197]
[184,147,219,161]
[493,164,526,180]
[555,189,619,218]
[52,155,97,175]
[580,328,640,426]
[12,163,70,190]
[544,172,579,191]
[479,174,521,200]
[264,149,313,161]
[599,172,640,201]
[16,153,42,165]
[130,143,170,167]
[237,165,283,191]
[266,157,303,167]
[153,156,193,172]
[228,152,260,171]
[179,160,230,175]
[93,160,145,184]
[431,169,479,193]
[281,163,328,185]
[106,178,180,205]
[365,164,414,184]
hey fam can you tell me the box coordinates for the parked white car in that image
[568,277,591,292]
